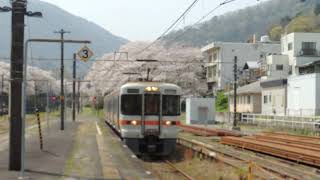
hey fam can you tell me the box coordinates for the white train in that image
[104,82,181,156]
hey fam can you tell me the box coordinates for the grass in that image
[180,112,186,124]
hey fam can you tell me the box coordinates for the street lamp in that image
[25,11,43,18]
[0,5,42,17]
[0,6,12,12]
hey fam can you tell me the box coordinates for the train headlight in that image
[145,86,159,92]
[165,121,172,126]
[131,120,138,125]
[151,87,159,91]
[145,87,152,91]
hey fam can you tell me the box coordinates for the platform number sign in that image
[77,45,94,62]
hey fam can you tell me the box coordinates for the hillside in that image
[83,42,207,97]
[163,0,319,46]
[0,0,128,76]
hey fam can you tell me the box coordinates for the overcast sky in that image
[40,0,265,41]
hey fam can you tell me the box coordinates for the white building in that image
[287,67,320,116]
[281,32,320,75]
[260,79,287,115]
[266,55,290,78]
[202,39,280,93]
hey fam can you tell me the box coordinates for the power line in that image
[168,0,237,43]
[134,0,200,57]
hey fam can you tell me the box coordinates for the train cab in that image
[105,82,181,156]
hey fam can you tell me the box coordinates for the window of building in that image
[263,95,268,104]
[247,96,251,104]
[301,42,317,56]
[288,42,293,51]
[209,55,213,63]
[276,64,283,71]
[213,53,217,61]
[269,95,272,102]
[207,67,213,78]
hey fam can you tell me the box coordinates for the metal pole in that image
[9,0,25,171]
[46,81,49,131]
[146,68,150,81]
[55,29,70,131]
[72,54,76,121]
[61,30,64,130]
[0,74,3,115]
[233,56,238,129]
[77,80,80,114]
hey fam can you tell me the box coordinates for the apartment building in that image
[201,39,280,94]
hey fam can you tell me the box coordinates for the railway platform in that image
[0,112,155,180]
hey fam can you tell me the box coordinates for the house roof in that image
[296,60,320,68]
[227,81,262,95]
[260,78,287,88]
[243,61,260,70]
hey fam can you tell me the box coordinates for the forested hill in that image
[163,0,319,46]
[0,0,128,76]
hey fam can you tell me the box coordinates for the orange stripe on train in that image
[119,120,180,126]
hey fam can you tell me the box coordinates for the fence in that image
[241,113,320,131]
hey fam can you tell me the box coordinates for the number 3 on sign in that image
[77,45,94,62]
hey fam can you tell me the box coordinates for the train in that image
[104,82,182,156]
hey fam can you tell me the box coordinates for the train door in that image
[142,93,161,136]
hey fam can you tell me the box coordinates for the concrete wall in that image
[262,86,287,115]
[186,98,215,125]
[287,73,320,116]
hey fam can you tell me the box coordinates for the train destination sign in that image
[77,45,94,62]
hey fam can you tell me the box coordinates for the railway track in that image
[177,136,320,180]
[164,160,194,180]
[179,124,242,137]
[221,132,320,167]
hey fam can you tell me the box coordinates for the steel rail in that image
[164,160,195,180]
[177,136,319,180]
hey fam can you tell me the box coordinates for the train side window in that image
[121,95,142,115]
[162,95,180,116]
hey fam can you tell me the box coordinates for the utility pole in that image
[72,53,76,121]
[0,74,3,115]
[77,80,81,114]
[34,82,38,111]
[232,56,240,130]
[146,68,151,81]
[54,29,70,130]
[9,0,26,171]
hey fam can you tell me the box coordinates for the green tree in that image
[216,91,228,112]
[287,16,317,33]
[269,26,283,41]
[314,3,320,15]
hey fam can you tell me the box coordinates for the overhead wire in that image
[168,0,237,43]
[134,0,201,57]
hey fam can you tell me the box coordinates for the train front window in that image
[121,95,142,115]
[144,94,160,115]
[162,95,180,116]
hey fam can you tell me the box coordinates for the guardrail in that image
[241,113,320,131]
